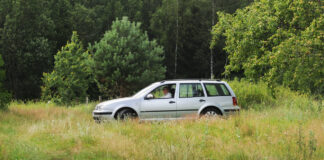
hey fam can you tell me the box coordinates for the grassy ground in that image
[0,80,323,160]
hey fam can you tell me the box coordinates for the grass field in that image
[0,80,323,160]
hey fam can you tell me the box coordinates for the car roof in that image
[160,79,225,83]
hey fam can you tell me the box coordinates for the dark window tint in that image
[204,83,231,96]
[179,83,204,98]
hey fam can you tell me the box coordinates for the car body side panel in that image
[139,98,177,119]
[198,102,224,115]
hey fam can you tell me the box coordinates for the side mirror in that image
[146,93,154,99]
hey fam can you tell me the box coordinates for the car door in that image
[176,83,206,118]
[140,83,177,119]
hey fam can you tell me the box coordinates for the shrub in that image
[228,79,322,111]
[0,90,11,110]
[229,79,274,110]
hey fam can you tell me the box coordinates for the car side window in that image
[179,83,204,98]
[149,84,176,99]
[204,83,231,96]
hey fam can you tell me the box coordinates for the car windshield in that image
[132,82,159,98]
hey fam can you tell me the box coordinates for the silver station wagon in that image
[93,79,239,122]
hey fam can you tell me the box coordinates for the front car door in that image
[176,83,206,118]
[140,83,177,119]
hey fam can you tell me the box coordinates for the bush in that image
[229,79,322,111]
[229,79,274,110]
[0,90,11,110]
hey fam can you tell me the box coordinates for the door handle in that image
[169,101,176,104]
[199,99,205,102]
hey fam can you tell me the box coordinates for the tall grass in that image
[0,81,323,160]
[229,79,322,112]
[229,79,274,109]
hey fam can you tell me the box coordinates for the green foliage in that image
[229,79,274,110]
[150,0,251,78]
[229,78,322,111]
[92,17,165,97]
[42,32,93,105]
[269,16,324,95]
[0,54,11,110]
[0,0,253,100]
[212,0,323,95]
[1,0,55,99]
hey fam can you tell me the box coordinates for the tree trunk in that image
[210,0,215,79]
[175,0,179,78]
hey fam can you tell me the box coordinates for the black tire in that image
[115,108,137,120]
[200,107,222,117]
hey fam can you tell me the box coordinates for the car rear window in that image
[204,83,231,96]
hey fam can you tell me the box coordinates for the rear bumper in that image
[223,106,240,115]
[92,111,114,121]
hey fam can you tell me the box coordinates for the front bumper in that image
[92,110,114,121]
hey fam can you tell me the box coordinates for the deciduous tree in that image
[211,0,323,95]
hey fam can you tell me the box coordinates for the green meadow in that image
[0,80,323,160]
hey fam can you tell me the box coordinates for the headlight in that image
[95,105,102,110]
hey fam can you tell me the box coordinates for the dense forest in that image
[0,0,322,105]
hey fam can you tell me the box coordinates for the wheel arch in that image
[199,105,223,116]
[113,106,139,119]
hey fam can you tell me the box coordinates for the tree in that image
[0,54,11,110]
[92,17,165,97]
[211,0,323,95]
[42,32,93,105]
[150,0,252,79]
[1,0,55,99]
[49,0,73,49]
[269,16,324,95]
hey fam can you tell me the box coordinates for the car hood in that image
[97,97,137,109]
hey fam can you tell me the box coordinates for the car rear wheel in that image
[201,107,222,118]
[116,108,137,120]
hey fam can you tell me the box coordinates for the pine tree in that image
[92,17,166,97]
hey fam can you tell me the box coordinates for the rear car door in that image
[176,83,205,118]
[140,84,177,119]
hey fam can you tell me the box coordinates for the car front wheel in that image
[116,108,137,120]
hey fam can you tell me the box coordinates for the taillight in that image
[232,97,237,106]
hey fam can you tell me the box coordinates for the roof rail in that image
[160,79,222,82]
